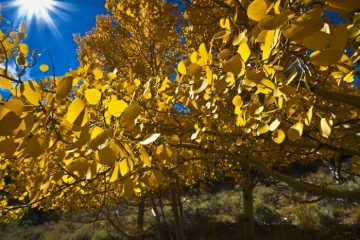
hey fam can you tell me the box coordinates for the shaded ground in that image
[1,170,360,239]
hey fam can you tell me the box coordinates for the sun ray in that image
[3,0,71,36]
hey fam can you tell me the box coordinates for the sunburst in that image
[4,0,71,36]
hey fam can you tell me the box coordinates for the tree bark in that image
[137,199,145,239]
[171,188,184,240]
[242,161,255,240]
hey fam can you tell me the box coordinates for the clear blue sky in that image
[1,0,107,80]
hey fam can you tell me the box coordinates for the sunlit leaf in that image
[85,88,101,105]
[247,0,267,22]
[22,80,40,106]
[269,119,280,131]
[272,129,285,144]
[305,107,313,126]
[108,100,128,117]
[232,95,243,107]
[139,133,161,145]
[67,98,86,124]
[320,117,333,138]
[178,61,187,75]
[93,68,103,80]
[287,122,304,141]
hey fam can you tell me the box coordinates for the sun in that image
[4,0,70,36]
[17,0,55,17]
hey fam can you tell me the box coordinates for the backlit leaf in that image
[232,95,243,107]
[139,146,152,167]
[178,61,187,75]
[56,76,73,100]
[67,98,85,124]
[85,88,101,105]
[22,80,40,106]
[108,100,128,117]
[247,0,267,22]
[93,68,103,80]
[19,43,29,56]
[39,64,49,72]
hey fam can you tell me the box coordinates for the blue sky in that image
[1,0,107,80]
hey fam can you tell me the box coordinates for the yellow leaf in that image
[232,95,243,107]
[190,51,198,63]
[206,67,213,84]
[178,61,187,75]
[320,117,333,138]
[326,0,360,13]
[343,71,355,83]
[269,119,280,131]
[25,134,48,158]
[56,76,73,100]
[223,55,242,76]
[155,144,174,160]
[139,133,161,145]
[39,64,49,72]
[0,108,21,136]
[0,139,17,158]
[232,31,246,46]
[22,80,40,106]
[287,122,303,141]
[301,31,330,51]
[247,0,267,22]
[109,163,119,183]
[4,98,24,116]
[96,147,117,166]
[199,43,208,62]
[187,63,202,76]
[261,79,275,90]
[310,49,343,66]
[108,100,128,117]
[67,98,85,124]
[85,88,101,105]
[305,107,313,126]
[272,129,285,144]
[120,104,142,130]
[120,159,132,176]
[93,68,103,80]
[143,88,152,99]
[107,72,117,80]
[225,18,231,31]
[262,30,276,61]
[259,14,288,30]
[0,77,13,89]
[139,147,151,167]
[19,43,29,56]
[257,123,269,135]
[237,39,251,62]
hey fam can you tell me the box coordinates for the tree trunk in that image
[137,199,145,239]
[171,188,184,240]
[242,161,255,240]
